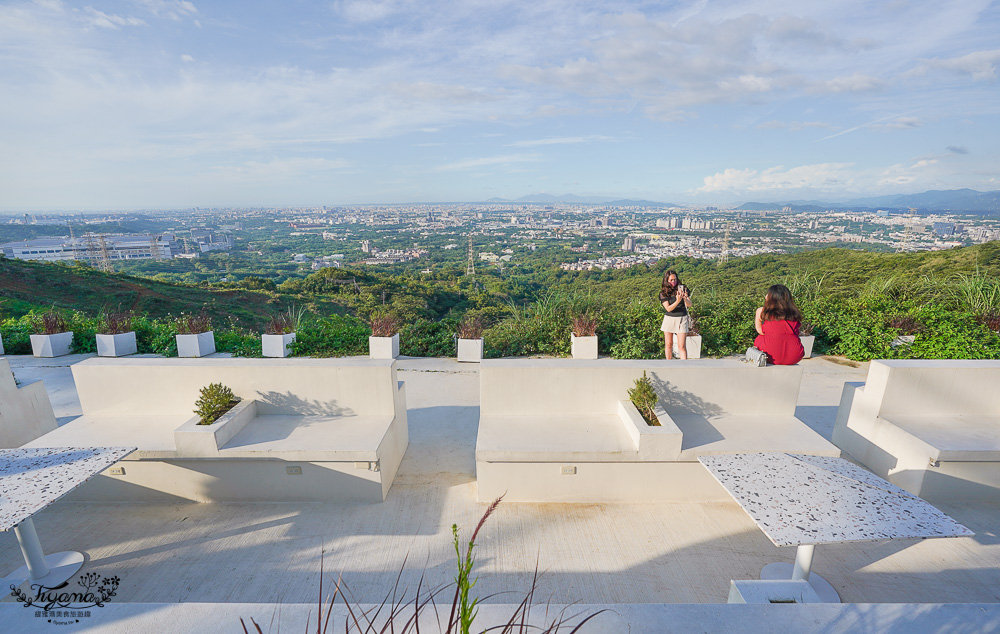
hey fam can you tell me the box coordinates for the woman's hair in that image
[660,269,682,299]
[761,284,803,322]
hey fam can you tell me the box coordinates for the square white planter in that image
[174,399,257,457]
[176,331,216,358]
[262,332,296,358]
[671,334,702,359]
[30,332,73,358]
[799,335,815,359]
[0,332,4,355]
[457,338,483,363]
[96,332,137,357]
[571,335,598,360]
[369,333,399,359]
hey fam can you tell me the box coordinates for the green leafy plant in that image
[628,371,659,426]
[264,306,304,335]
[194,383,241,425]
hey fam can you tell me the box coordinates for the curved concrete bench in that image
[0,357,57,448]
[475,359,838,502]
[25,357,407,503]
[833,359,1000,501]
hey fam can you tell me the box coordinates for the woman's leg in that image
[664,332,674,359]
[677,332,688,360]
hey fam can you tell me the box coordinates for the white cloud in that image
[436,154,539,171]
[695,163,856,194]
[812,73,884,93]
[505,136,611,147]
[757,120,833,130]
[135,0,198,21]
[181,54,194,62]
[908,49,1000,81]
[335,0,398,23]
[81,7,146,30]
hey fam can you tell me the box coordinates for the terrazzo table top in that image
[0,446,136,532]
[699,453,974,547]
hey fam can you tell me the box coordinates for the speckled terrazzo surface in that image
[699,453,974,547]
[0,447,135,531]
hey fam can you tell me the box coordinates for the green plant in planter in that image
[628,371,660,426]
[194,383,241,425]
[36,309,68,335]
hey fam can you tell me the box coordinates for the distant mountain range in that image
[738,189,1000,214]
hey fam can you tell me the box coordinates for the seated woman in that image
[749,284,805,366]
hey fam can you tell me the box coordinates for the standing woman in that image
[750,284,805,366]
[659,269,693,359]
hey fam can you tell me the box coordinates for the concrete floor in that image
[2,354,999,607]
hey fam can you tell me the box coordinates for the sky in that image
[1,0,999,210]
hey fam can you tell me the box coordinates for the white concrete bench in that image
[0,358,57,448]
[833,359,1000,501]
[475,359,839,502]
[25,357,407,503]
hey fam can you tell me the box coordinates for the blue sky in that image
[1,0,998,210]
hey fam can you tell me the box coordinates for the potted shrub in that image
[456,315,484,363]
[570,313,599,360]
[29,310,73,358]
[672,315,702,359]
[369,313,400,359]
[628,371,660,426]
[888,315,923,348]
[799,321,815,359]
[96,310,137,357]
[176,312,215,358]
[194,382,241,425]
[262,308,301,358]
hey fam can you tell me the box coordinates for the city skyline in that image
[1,0,999,210]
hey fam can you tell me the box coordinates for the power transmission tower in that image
[466,232,475,277]
[97,234,114,272]
[84,232,100,266]
[149,234,162,260]
[719,221,731,266]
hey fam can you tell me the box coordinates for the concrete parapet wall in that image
[73,357,398,417]
[480,358,801,418]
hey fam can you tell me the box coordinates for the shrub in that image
[291,314,369,357]
[264,307,304,335]
[571,313,598,337]
[887,314,924,335]
[194,383,241,425]
[100,310,134,335]
[456,315,484,339]
[176,312,212,334]
[370,313,401,337]
[400,319,457,357]
[37,309,67,335]
[628,371,659,426]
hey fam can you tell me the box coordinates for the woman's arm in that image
[681,287,692,308]
[754,306,765,335]
[662,296,683,311]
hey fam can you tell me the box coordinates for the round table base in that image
[7,551,85,588]
[761,562,840,603]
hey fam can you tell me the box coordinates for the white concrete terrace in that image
[1,353,999,631]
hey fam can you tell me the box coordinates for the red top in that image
[754,320,804,365]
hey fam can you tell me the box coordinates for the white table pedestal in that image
[7,518,85,587]
[760,543,840,603]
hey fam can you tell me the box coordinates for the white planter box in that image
[799,335,815,359]
[30,332,73,358]
[96,332,137,357]
[891,334,916,348]
[262,332,296,358]
[174,399,257,457]
[571,335,598,360]
[176,331,216,358]
[457,338,483,363]
[671,334,702,359]
[369,333,399,359]
[0,332,4,355]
